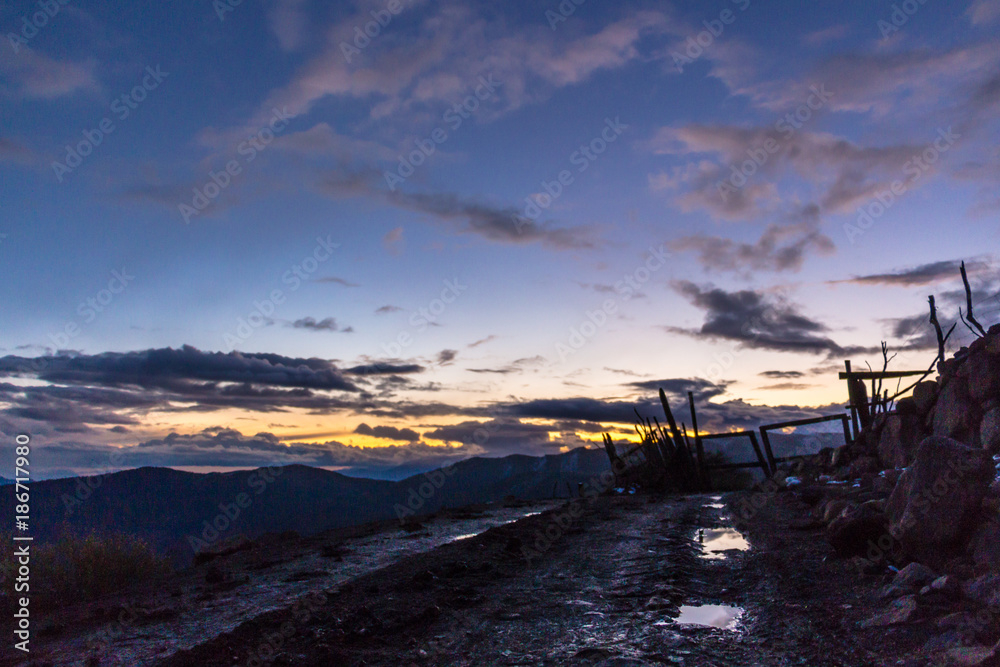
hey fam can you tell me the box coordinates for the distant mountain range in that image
[0,476,12,486]
[0,448,611,564]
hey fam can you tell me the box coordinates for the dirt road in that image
[152,490,925,666]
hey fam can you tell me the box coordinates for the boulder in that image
[827,502,887,558]
[886,437,996,561]
[822,499,851,524]
[913,381,939,415]
[848,456,882,479]
[878,413,923,469]
[968,356,1000,404]
[861,595,918,627]
[894,562,938,591]
[970,520,1000,573]
[988,333,1000,356]
[962,574,1000,608]
[980,408,1000,454]
[945,643,1000,667]
[921,575,961,597]
[934,381,977,440]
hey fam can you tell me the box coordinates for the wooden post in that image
[747,432,771,478]
[758,426,777,476]
[845,360,860,441]
[688,391,710,491]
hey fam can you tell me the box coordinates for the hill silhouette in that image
[2,448,610,564]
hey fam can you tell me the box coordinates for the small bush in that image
[1,531,172,607]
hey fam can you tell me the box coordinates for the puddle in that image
[449,533,478,542]
[706,503,725,509]
[675,604,743,629]
[696,527,749,559]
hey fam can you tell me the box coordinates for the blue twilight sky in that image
[1,0,999,478]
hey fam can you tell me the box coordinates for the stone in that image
[938,611,975,629]
[962,574,1000,607]
[886,437,996,561]
[945,644,1000,666]
[878,413,923,469]
[897,396,918,415]
[970,520,1000,572]
[969,357,1000,405]
[934,380,976,440]
[848,456,882,479]
[822,499,851,524]
[980,408,1000,454]
[930,575,960,594]
[827,502,887,558]
[861,595,918,627]
[892,562,938,591]
[914,381,939,415]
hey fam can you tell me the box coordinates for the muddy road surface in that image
[141,490,931,666]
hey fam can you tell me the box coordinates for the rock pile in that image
[778,324,1000,664]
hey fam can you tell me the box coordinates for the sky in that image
[2,0,999,479]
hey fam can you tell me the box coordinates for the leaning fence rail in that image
[758,414,852,474]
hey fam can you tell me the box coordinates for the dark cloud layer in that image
[667,281,871,357]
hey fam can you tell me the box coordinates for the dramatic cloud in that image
[422,418,585,454]
[759,370,805,379]
[313,277,359,287]
[385,190,597,250]
[344,362,425,375]
[672,221,835,274]
[436,349,457,365]
[625,378,731,403]
[503,395,845,434]
[289,317,352,332]
[36,427,474,473]
[467,335,498,348]
[268,0,308,51]
[252,5,671,126]
[648,123,928,221]
[0,48,99,100]
[667,281,870,356]
[831,259,991,287]
[354,422,421,442]
[0,346,358,391]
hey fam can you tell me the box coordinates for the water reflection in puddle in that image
[675,604,743,629]
[696,527,749,559]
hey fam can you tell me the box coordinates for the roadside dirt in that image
[4,502,560,667]
[130,488,941,666]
